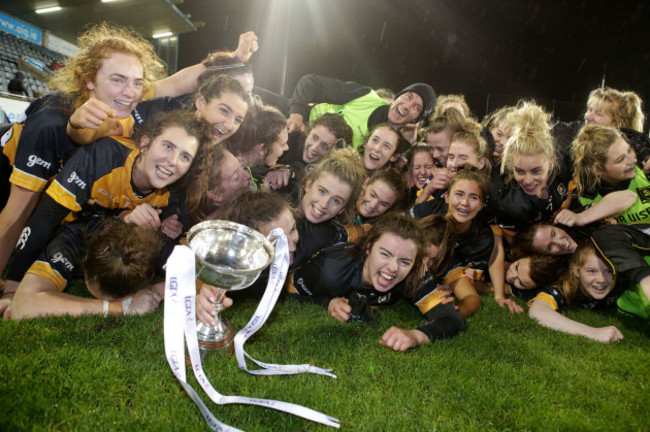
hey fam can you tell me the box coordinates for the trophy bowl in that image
[187,220,274,357]
[187,220,274,290]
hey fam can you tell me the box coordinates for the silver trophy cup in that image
[187,220,274,358]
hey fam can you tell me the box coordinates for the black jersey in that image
[528,283,620,312]
[591,223,650,284]
[409,196,447,219]
[486,173,570,237]
[26,216,105,292]
[128,97,185,137]
[6,137,174,283]
[444,223,496,285]
[293,217,350,269]
[3,94,74,193]
[288,242,404,309]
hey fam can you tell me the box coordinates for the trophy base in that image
[197,320,235,360]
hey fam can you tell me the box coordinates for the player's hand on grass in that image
[127,284,164,315]
[496,297,523,314]
[590,326,624,343]
[328,297,351,322]
[379,326,427,352]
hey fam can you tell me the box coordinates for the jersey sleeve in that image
[45,138,129,212]
[10,106,71,192]
[527,286,566,312]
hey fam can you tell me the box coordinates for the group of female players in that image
[1,23,648,351]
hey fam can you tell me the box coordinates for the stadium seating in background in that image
[0,30,67,97]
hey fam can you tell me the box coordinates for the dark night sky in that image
[177,0,650,125]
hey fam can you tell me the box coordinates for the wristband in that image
[103,300,109,318]
[122,297,133,315]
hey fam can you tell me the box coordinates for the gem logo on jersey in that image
[67,172,87,189]
[16,227,31,250]
[26,154,52,169]
[51,252,74,271]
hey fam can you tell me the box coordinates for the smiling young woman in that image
[570,124,650,226]
[527,243,625,343]
[2,111,210,302]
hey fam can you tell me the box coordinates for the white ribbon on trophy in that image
[164,245,340,431]
[233,228,336,378]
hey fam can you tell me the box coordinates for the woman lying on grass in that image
[527,242,635,343]
[288,213,463,351]
[8,219,164,320]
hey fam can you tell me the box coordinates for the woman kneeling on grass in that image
[288,213,458,352]
[8,219,163,320]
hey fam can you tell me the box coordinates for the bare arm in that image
[450,277,482,318]
[10,274,164,320]
[528,298,623,343]
[490,233,523,313]
[154,31,259,98]
[554,190,636,226]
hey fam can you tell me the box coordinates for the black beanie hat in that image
[395,83,436,122]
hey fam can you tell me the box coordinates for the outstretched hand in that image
[496,297,524,314]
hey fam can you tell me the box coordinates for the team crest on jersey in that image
[637,186,650,204]
[556,182,567,197]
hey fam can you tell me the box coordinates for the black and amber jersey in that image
[46,135,169,218]
[6,136,174,283]
[26,216,105,292]
[528,283,620,313]
[486,151,572,238]
[292,218,352,269]
[127,97,185,137]
[2,94,75,193]
[443,223,498,285]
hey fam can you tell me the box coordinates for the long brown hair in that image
[353,213,426,299]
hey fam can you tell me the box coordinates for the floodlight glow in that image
[153,32,173,39]
[35,6,61,13]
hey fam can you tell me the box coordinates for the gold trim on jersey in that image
[1,122,21,165]
[527,292,558,311]
[415,287,444,315]
[27,260,67,292]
